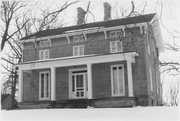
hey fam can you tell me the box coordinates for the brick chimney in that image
[104,2,111,21]
[77,7,86,25]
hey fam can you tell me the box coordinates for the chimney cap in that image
[103,2,111,21]
[77,7,86,25]
[103,2,111,7]
[77,7,86,13]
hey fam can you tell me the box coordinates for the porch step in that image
[52,99,88,108]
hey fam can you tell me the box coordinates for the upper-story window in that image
[73,35,85,43]
[110,40,123,53]
[39,40,50,60]
[73,45,84,56]
[39,49,49,60]
[110,30,124,38]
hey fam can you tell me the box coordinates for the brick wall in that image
[23,69,50,101]
[92,61,128,99]
[56,65,86,100]
[22,26,151,101]
[56,67,69,100]
[144,25,161,102]
[22,27,144,62]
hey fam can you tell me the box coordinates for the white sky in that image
[1,0,180,102]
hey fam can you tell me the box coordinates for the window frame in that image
[69,68,87,99]
[73,45,84,56]
[147,43,151,55]
[39,49,49,60]
[39,71,50,100]
[111,64,125,97]
[110,40,123,53]
[149,67,153,91]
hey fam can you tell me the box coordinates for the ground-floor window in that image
[39,71,50,100]
[111,65,125,96]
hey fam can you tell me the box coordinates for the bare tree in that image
[1,0,78,109]
[113,1,180,106]
[169,81,179,106]
[163,81,179,106]
[1,1,29,51]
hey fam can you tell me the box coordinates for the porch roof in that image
[16,52,139,71]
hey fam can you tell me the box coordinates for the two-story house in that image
[16,2,163,109]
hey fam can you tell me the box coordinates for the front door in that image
[71,71,87,98]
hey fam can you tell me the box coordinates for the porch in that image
[17,52,138,108]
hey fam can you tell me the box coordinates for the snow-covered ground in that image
[1,106,180,121]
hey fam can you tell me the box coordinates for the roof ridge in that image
[22,13,156,40]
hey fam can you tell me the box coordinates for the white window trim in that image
[111,64,125,97]
[44,49,49,59]
[149,68,153,91]
[39,71,50,100]
[39,49,49,60]
[68,68,87,99]
[147,43,151,55]
[110,41,123,53]
[73,45,84,56]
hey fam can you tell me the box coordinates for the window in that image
[111,65,125,96]
[73,45,84,56]
[39,71,50,100]
[156,70,159,94]
[110,30,124,38]
[110,41,123,53]
[69,68,87,98]
[39,49,49,60]
[73,35,85,43]
[149,68,153,91]
[147,43,151,55]
[38,39,50,60]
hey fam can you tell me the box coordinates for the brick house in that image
[16,3,163,109]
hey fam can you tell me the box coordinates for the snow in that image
[1,107,180,121]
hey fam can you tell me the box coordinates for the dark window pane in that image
[113,67,117,70]
[46,73,49,98]
[76,92,79,97]
[72,70,87,73]
[41,74,44,98]
[76,75,83,88]
[81,92,84,97]
[118,66,122,69]
[72,75,75,92]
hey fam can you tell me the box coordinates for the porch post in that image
[18,69,23,102]
[87,63,93,99]
[127,60,134,97]
[51,67,56,101]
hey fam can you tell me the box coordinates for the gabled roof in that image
[22,13,156,40]
[1,94,11,103]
